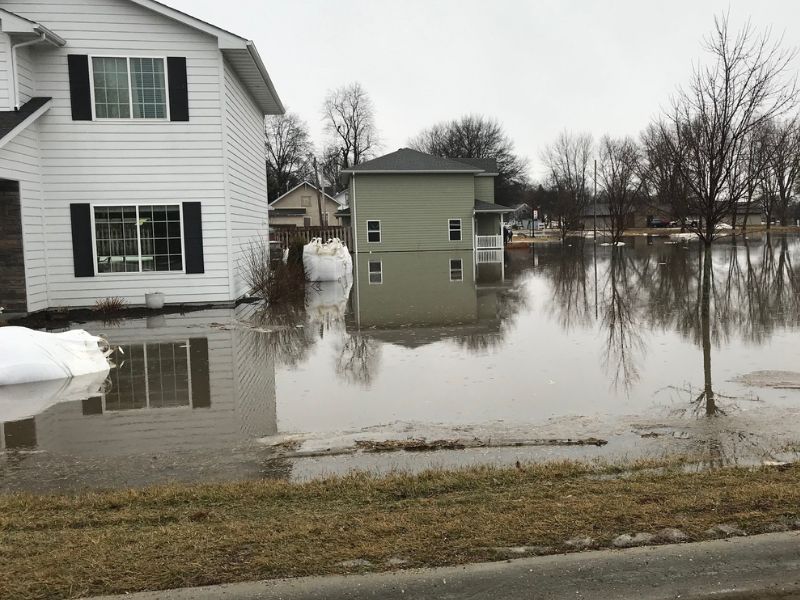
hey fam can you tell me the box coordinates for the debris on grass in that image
[2,460,800,600]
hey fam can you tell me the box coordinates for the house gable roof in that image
[269,181,342,206]
[0,97,52,149]
[455,157,499,175]
[128,0,284,115]
[342,148,485,175]
[0,9,66,46]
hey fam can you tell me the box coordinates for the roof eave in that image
[128,0,283,115]
[340,169,482,175]
[0,98,53,150]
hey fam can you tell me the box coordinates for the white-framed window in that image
[449,258,464,282]
[449,219,462,241]
[105,340,192,411]
[92,204,184,274]
[367,220,381,243]
[368,260,383,284]
[90,56,169,120]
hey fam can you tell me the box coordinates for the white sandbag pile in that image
[0,326,111,386]
[306,278,353,324]
[0,370,109,423]
[303,238,353,282]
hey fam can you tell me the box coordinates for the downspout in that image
[10,34,45,110]
[351,174,361,329]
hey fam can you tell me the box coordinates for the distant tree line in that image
[536,14,800,246]
[265,86,532,205]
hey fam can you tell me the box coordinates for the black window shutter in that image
[189,337,211,408]
[67,55,93,121]
[182,202,204,274]
[167,57,189,122]
[70,204,95,277]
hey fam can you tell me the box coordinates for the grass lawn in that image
[2,460,799,600]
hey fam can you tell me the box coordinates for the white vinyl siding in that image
[0,33,10,109]
[0,120,47,311]
[0,0,232,307]
[223,58,269,298]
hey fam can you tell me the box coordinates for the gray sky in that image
[167,0,800,179]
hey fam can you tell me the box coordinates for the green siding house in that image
[341,149,511,258]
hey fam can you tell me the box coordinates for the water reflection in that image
[1,236,799,491]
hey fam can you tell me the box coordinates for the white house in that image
[0,0,284,315]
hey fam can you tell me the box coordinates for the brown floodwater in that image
[1,233,799,492]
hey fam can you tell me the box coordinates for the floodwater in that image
[1,234,799,493]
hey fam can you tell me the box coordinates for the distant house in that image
[0,0,284,314]
[268,182,344,227]
[340,148,512,262]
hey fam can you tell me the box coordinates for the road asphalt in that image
[91,531,800,600]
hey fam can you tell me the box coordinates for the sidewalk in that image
[90,531,800,600]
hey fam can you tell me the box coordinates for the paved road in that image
[92,532,800,600]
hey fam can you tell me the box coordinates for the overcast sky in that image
[167,0,800,179]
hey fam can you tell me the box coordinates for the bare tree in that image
[541,131,593,241]
[659,14,798,245]
[641,123,691,231]
[597,135,644,244]
[762,117,800,226]
[265,112,314,201]
[322,82,379,171]
[409,115,530,204]
[321,144,345,193]
[738,122,771,231]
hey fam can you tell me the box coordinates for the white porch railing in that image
[475,235,503,249]
[476,249,504,263]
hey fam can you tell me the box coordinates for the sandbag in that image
[303,238,353,282]
[0,370,109,423]
[0,327,110,386]
[306,277,353,324]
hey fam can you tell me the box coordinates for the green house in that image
[341,149,512,261]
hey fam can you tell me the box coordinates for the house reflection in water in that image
[0,309,278,489]
[349,251,508,346]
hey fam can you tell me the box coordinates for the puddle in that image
[1,235,799,493]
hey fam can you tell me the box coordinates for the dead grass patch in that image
[1,460,799,599]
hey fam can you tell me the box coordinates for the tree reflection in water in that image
[544,234,800,413]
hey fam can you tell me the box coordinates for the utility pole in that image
[593,159,598,242]
[310,154,325,229]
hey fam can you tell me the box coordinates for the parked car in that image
[649,218,677,228]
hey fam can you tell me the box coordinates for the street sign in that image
[533,209,538,219]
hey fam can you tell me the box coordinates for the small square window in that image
[449,219,462,241]
[367,220,381,243]
[450,258,463,282]
[368,260,383,284]
[301,196,312,207]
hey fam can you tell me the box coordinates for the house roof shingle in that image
[474,199,513,213]
[0,97,52,145]
[455,157,498,174]
[342,148,485,174]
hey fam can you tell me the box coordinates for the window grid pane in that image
[367,221,381,243]
[130,58,167,119]
[94,204,183,273]
[93,57,131,119]
[94,205,140,273]
[450,259,463,281]
[449,219,462,241]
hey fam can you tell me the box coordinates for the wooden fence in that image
[270,226,353,249]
